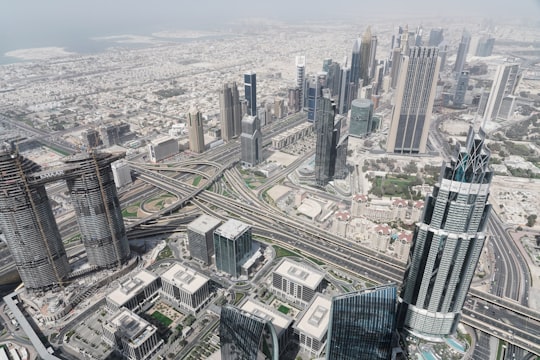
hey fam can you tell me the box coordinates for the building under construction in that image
[0,150,70,290]
[0,147,130,290]
[63,151,130,268]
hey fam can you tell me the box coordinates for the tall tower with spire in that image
[397,127,493,339]
[188,107,205,154]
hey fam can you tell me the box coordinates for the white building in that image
[111,159,132,188]
[271,258,325,308]
[147,136,179,163]
[293,294,331,357]
[102,308,163,360]
[106,269,160,313]
[160,263,211,314]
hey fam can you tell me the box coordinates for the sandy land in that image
[152,30,223,39]
[5,47,75,60]
[91,34,164,44]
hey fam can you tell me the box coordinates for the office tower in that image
[322,58,332,72]
[454,30,471,76]
[274,98,285,119]
[338,65,354,114]
[387,47,440,154]
[326,60,342,99]
[296,56,306,109]
[326,285,397,360]
[333,116,348,180]
[188,107,205,153]
[105,269,160,313]
[306,72,327,122]
[111,159,132,188]
[213,219,253,278]
[359,27,377,86]
[351,38,361,87]
[398,127,492,338]
[64,151,130,268]
[147,136,179,163]
[82,128,101,148]
[475,36,495,57]
[414,26,423,46]
[187,214,221,265]
[219,82,243,141]
[160,263,211,313]
[315,90,336,186]
[294,294,332,357]
[102,308,164,360]
[390,48,402,89]
[220,305,279,360]
[428,28,444,47]
[483,63,520,124]
[454,71,469,107]
[288,87,301,113]
[240,115,262,167]
[0,150,70,290]
[439,45,448,72]
[244,72,257,116]
[350,99,374,137]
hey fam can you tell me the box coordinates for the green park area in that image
[151,311,173,327]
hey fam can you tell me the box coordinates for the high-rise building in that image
[454,71,469,107]
[219,82,243,141]
[0,150,70,290]
[349,99,374,137]
[240,115,262,167]
[82,128,101,148]
[390,47,402,89]
[475,36,495,57]
[296,56,306,109]
[220,305,279,360]
[160,263,212,314]
[326,60,342,99]
[188,108,205,153]
[326,285,397,360]
[350,38,361,88]
[397,127,493,339]
[453,30,471,76]
[387,47,440,154]
[147,136,179,163]
[359,27,376,87]
[64,151,130,268]
[428,28,444,47]
[333,116,349,180]
[315,90,337,186]
[288,87,301,113]
[111,159,132,188]
[187,214,221,265]
[244,72,257,116]
[338,65,354,114]
[213,219,253,278]
[483,63,520,124]
[306,72,327,122]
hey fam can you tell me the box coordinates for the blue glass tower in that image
[220,305,279,360]
[244,72,257,116]
[326,285,397,360]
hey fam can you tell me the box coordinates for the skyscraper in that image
[454,71,469,107]
[64,151,130,268]
[220,305,279,360]
[349,99,374,137]
[326,60,342,99]
[475,36,495,57]
[296,56,306,109]
[188,107,205,153]
[326,285,397,360]
[240,115,262,167]
[453,30,471,76]
[315,90,337,186]
[187,214,221,265]
[398,127,493,339]
[482,63,520,124]
[244,72,257,116]
[387,47,440,154]
[350,38,361,88]
[338,65,354,115]
[306,72,327,122]
[213,219,253,278]
[0,149,70,289]
[219,82,242,141]
[428,28,444,47]
[359,27,376,87]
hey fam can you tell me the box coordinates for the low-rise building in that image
[160,263,211,314]
[106,270,160,313]
[187,215,221,265]
[147,136,179,163]
[293,294,331,357]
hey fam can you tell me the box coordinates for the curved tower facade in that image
[64,152,130,268]
[398,127,492,339]
[0,151,70,289]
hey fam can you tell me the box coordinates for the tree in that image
[527,214,537,227]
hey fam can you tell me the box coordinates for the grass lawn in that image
[193,175,202,186]
[157,245,173,260]
[151,311,173,327]
[273,245,300,258]
[234,292,245,304]
[277,305,290,315]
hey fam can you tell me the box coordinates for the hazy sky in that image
[1,0,539,50]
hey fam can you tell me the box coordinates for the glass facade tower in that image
[213,219,252,278]
[398,127,492,339]
[244,72,257,117]
[326,285,397,360]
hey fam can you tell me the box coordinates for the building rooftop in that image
[294,294,332,341]
[274,258,324,290]
[187,214,221,234]
[151,135,176,145]
[214,219,251,240]
[240,298,292,336]
[108,308,157,346]
[161,263,209,294]
[107,269,158,307]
